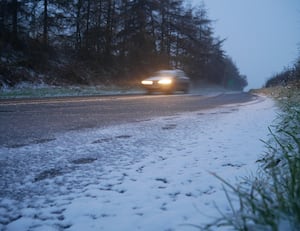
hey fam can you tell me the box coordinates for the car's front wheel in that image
[146,90,153,95]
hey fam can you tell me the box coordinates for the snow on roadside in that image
[0,96,277,231]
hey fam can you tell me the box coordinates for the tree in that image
[75,0,82,49]
[0,0,27,47]
[0,0,248,89]
[223,57,247,90]
[43,0,48,47]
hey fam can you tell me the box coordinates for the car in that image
[141,69,190,94]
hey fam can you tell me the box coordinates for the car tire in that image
[183,88,189,94]
[146,90,153,95]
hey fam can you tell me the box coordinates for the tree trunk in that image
[76,0,82,50]
[85,0,90,49]
[12,0,18,42]
[43,0,48,47]
[105,0,114,59]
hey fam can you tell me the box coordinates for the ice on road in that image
[0,95,277,231]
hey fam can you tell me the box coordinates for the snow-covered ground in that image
[0,95,277,231]
[0,82,231,99]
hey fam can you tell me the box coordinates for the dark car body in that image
[141,70,190,94]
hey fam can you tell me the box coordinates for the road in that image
[0,92,257,148]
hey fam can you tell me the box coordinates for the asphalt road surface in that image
[0,92,258,148]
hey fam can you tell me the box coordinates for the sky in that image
[190,0,300,89]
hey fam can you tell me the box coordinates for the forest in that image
[0,0,248,90]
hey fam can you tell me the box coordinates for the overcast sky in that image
[189,0,300,89]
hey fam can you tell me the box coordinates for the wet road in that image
[0,92,257,147]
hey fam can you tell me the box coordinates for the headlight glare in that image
[141,80,153,85]
[158,79,172,85]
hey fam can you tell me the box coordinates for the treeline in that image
[0,0,247,89]
[265,57,300,88]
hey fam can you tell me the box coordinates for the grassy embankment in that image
[203,84,300,231]
[0,84,143,99]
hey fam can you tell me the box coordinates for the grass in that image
[0,84,143,99]
[202,85,300,231]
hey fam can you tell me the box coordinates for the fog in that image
[191,0,300,89]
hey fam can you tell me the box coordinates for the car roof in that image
[144,69,189,81]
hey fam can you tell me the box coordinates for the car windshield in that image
[156,70,177,77]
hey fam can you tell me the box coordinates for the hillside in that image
[0,1,247,91]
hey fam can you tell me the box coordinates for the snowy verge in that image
[0,81,237,99]
[0,84,145,99]
[0,96,277,231]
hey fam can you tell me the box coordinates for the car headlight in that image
[141,80,153,85]
[158,79,172,85]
